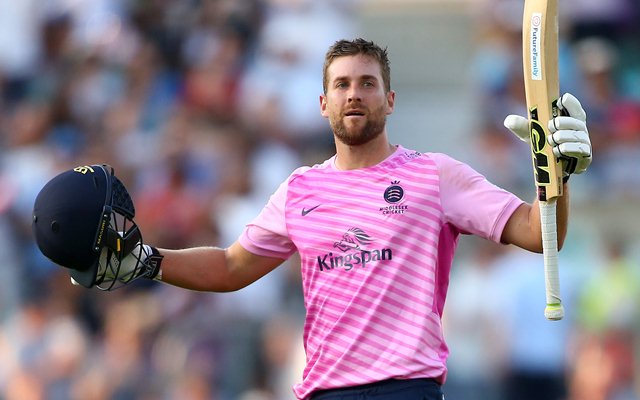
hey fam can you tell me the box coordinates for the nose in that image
[347,87,362,103]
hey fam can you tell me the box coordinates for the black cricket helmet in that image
[32,164,150,290]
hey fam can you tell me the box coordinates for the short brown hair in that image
[322,38,391,94]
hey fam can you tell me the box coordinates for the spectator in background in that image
[237,0,357,161]
[575,238,640,399]
[490,248,580,400]
[443,238,510,400]
[0,0,42,104]
[570,37,640,199]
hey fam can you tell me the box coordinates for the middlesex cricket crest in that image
[380,180,408,215]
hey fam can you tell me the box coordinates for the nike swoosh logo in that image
[301,205,321,216]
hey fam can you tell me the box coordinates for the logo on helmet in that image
[73,166,95,174]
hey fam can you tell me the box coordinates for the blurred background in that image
[1,0,639,399]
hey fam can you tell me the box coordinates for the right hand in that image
[72,243,162,287]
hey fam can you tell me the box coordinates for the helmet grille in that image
[111,175,135,218]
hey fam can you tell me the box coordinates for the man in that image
[33,38,591,399]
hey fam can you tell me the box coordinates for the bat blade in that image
[522,0,565,320]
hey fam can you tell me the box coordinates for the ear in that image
[385,90,395,115]
[320,94,329,118]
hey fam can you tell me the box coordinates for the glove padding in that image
[503,93,592,178]
[71,242,163,288]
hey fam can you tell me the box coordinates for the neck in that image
[334,134,396,170]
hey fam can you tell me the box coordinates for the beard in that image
[330,108,387,146]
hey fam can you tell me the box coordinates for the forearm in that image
[157,246,237,292]
[154,242,285,292]
[502,182,570,252]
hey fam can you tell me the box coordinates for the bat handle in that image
[540,199,564,320]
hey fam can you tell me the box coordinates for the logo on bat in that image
[530,12,543,81]
[529,106,554,200]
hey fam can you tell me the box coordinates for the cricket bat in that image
[522,0,565,320]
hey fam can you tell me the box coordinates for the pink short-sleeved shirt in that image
[239,145,523,399]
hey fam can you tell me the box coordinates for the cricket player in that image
[33,38,591,400]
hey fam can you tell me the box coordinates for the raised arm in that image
[501,92,591,253]
[501,182,569,252]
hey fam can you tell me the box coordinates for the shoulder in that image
[423,152,465,168]
[392,147,462,168]
[423,152,483,179]
[288,157,334,184]
[382,147,438,170]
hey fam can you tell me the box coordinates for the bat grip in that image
[540,199,564,320]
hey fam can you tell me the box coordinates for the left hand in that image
[503,93,592,179]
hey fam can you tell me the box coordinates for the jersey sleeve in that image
[238,178,297,259]
[430,153,524,243]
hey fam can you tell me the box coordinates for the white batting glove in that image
[548,93,591,175]
[70,246,140,286]
[97,244,145,282]
[503,93,592,179]
[70,243,161,287]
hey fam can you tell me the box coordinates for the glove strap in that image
[146,246,164,281]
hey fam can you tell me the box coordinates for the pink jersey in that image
[239,145,523,399]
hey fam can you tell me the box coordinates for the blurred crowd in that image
[446,1,640,400]
[0,0,639,399]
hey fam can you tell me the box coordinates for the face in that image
[320,55,395,146]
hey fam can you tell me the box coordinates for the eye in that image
[335,81,348,89]
[363,81,374,87]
